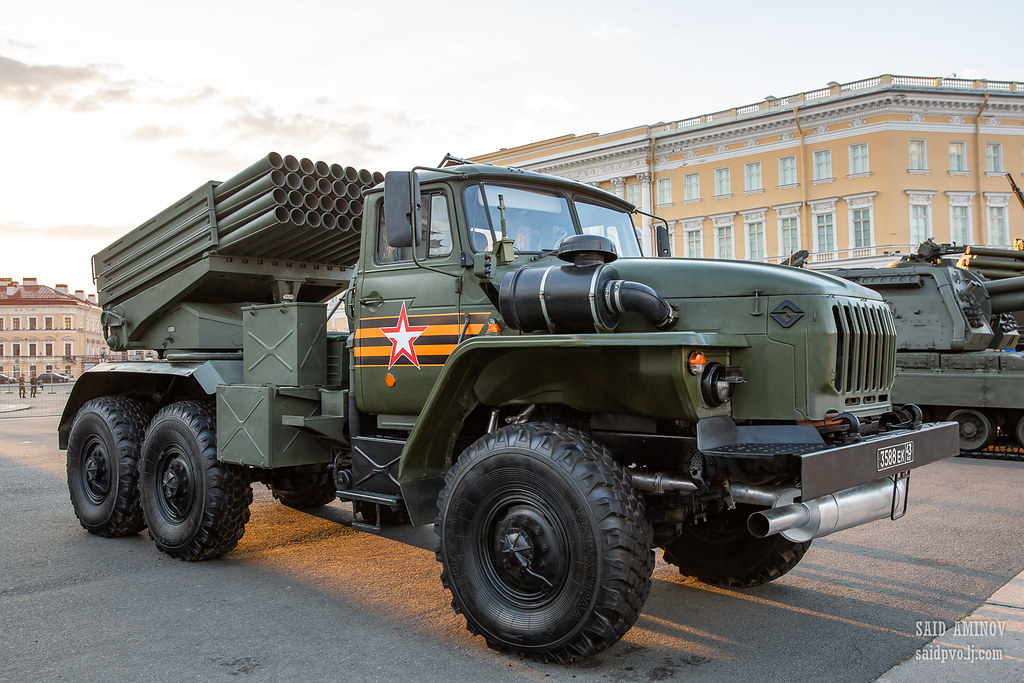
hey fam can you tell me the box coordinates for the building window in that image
[28,342,36,357]
[852,208,872,248]
[44,316,53,330]
[683,173,700,202]
[951,205,971,245]
[0,318,4,331]
[910,205,931,245]
[744,162,762,191]
[988,206,1008,246]
[849,143,869,175]
[716,225,734,258]
[45,341,53,356]
[986,143,1003,173]
[0,344,4,357]
[746,221,766,260]
[714,168,731,197]
[685,229,703,257]
[13,343,21,357]
[64,316,72,330]
[813,150,832,181]
[64,342,73,358]
[28,317,37,331]
[626,183,641,207]
[949,142,967,172]
[779,156,797,186]
[816,213,836,253]
[656,178,672,205]
[780,216,800,255]
[12,318,20,331]
[909,140,927,170]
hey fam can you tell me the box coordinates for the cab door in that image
[354,190,462,417]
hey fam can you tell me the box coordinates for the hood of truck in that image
[608,257,880,301]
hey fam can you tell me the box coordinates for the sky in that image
[2,0,1022,292]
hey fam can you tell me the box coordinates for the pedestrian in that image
[18,375,25,399]
[30,375,37,398]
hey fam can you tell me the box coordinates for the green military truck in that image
[61,153,958,662]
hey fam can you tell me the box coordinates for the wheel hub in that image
[159,457,192,521]
[83,445,109,502]
[493,505,562,593]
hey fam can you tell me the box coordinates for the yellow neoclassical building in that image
[474,75,1024,266]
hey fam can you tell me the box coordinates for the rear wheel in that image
[140,401,252,561]
[948,408,994,451]
[66,397,148,537]
[661,504,810,588]
[436,423,652,663]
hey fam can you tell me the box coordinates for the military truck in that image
[826,241,1024,454]
[61,152,958,662]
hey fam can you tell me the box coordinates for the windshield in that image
[463,183,642,257]
[574,198,642,258]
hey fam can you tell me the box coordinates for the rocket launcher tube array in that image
[94,152,381,308]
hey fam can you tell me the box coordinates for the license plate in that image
[877,441,914,471]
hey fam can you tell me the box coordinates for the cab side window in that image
[376,191,453,263]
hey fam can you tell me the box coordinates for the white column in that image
[637,171,653,254]
[610,177,626,199]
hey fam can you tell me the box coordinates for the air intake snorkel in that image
[498,234,677,333]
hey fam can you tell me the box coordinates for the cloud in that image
[127,124,185,142]
[0,220,127,241]
[0,54,105,105]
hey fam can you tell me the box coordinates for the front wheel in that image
[140,401,252,561]
[661,504,810,588]
[436,423,653,663]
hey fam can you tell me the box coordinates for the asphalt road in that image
[2,416,1023,682]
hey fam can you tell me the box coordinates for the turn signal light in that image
[687,351,707,375]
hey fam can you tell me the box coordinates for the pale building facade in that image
[0,278,106,379]
[474,75,1024,267]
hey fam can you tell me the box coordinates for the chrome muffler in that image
[737,476,907,543]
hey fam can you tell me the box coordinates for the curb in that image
[877,572,1024,681]
[0,404,32,414]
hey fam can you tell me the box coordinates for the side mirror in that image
[655,224,672,257]
[384,171,421,248]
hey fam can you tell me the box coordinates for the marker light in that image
[688,351,707,375]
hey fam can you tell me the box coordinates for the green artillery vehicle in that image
[61,153,958,662]
[827,241,1024,454]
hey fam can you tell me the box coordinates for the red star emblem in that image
[379,302,429,369]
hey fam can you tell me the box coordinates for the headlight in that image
[700,363,744,407]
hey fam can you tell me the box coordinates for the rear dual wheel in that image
[139,401,252,561]
[66,397,149,537]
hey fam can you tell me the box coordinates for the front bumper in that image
[697,416,960,500]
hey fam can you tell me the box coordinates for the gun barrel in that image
[964,245,1024,260]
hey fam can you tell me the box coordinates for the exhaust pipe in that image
[745,476,906,543]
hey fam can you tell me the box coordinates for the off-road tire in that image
[66,397,149,537]
[140,401,252,561]
[269,468,336,509]
[662,503,810,588]
[435,423,653,663]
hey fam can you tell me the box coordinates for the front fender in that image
[397,330,748,485]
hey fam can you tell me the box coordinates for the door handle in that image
[359,293,384,309]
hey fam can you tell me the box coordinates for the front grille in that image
[832,300,896,394]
